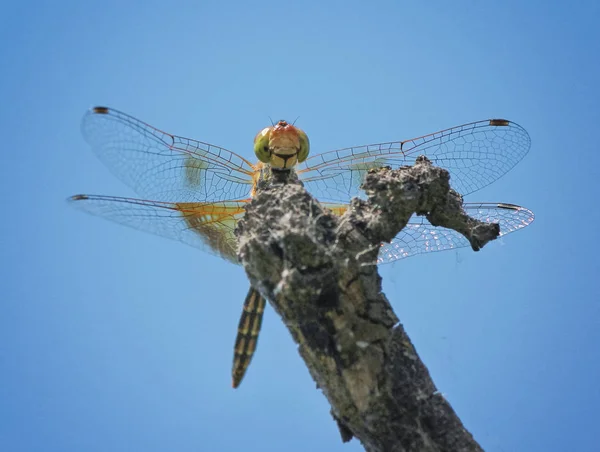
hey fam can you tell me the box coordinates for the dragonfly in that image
[69,107,535,388]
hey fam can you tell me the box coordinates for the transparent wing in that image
[68,194,248,264]
[297,119,530,202]
[378,203,535,264]
[81,107,257,202]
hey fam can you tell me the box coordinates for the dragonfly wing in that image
[69,194,247,264]
[81,107,256,202]
[378,203,535,264]
[297,119,530,202]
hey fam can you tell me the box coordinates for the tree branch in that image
[236,157,493,452]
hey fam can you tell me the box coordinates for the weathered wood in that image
[236,157,493,451]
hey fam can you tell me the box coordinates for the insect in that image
[69,107,534,387]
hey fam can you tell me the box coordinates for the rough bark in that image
[236,157,494,452]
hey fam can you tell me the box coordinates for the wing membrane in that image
[378,202,535,264]
[322,202,533,263]
[297,119,530,202]
[81,107,256,202]
[69,194,248,263]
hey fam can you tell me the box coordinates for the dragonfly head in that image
[253,120,310,170]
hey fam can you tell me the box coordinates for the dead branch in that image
[236,157,494,452]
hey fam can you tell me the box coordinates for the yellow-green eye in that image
[253,127,271,163]
[296,129,310,163]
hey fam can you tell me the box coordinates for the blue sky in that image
[1,1,599,451]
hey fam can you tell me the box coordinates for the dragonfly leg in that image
[232,287,266,388]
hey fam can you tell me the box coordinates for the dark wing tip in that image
[92,106,110,114]
[496,202,536,224]
[497,202,521,210]
[489,119,510,127]
[68,194,89,202]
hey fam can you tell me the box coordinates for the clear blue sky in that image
[2,1,599,451]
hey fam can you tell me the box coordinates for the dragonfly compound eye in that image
[253,127,272,163]
[296,128,310,163]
